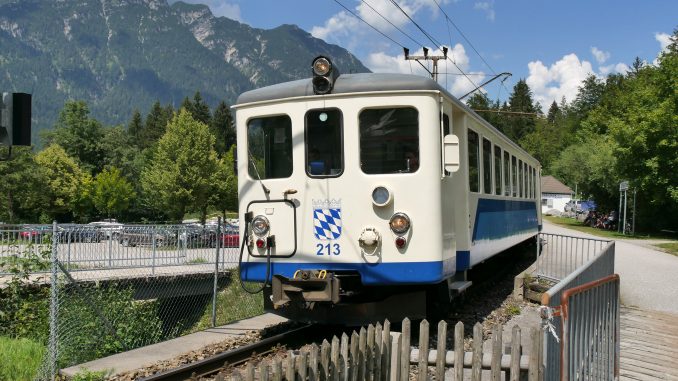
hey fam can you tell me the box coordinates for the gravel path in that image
[542,220,678,314]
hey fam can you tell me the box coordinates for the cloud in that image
[655,32,671,52]
[364,44,486,96]
[174,0,242,21]
[599,63,629,76]
[473,1,495,21]
[311,0,446,45]
[526,53,631,111]
[590,47,610,64]
[526,54,595,110]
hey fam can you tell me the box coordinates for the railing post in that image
[152,226,156,276]
[108,230,113,268]
[212,217,221,327]
[66,230,71,271]
[49,221,58,381]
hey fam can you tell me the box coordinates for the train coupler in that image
[271,271,340,309]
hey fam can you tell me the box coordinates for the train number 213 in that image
[316,243,340,256]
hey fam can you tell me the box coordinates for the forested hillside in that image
[0,0,369,141]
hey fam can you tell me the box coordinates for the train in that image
[234,56,541,324]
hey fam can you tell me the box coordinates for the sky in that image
[176,0,676,110]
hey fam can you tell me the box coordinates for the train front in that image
[233,57,453,324]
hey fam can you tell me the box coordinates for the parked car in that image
[218,227,240,248]
[179,225,217,248]
[56,224,101,243]
[19,225,52,240]
[118,227,167,247]
[88,221,123,240]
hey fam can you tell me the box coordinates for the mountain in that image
[0,0,370,142]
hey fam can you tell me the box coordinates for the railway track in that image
[141,241,535,380]
[140,325,319,381]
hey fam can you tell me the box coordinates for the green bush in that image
[57,284,164,367]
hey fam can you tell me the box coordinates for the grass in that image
[542,215,672,240]
[655,242,678,256]
[0,336,46,381]
[189,275,264,332]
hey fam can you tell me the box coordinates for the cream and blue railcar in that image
[234,57,541,323]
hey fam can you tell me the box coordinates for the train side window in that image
[533,167,537,198]
[494,146,502,195]
[527,164,532,198]
[520,162,524,198]
[503,151,510,196]
[305,109,343,177]
[482,138,492,194]
[467,129,480,192]
[512,156,518,197]
[247,115,293,179]
[359,107,419,174]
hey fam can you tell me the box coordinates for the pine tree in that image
[505,79,537,141]
[128,109,143,141]
[180,96,193,116]
[210,101,235,156]
[192,91,211,125]
[547,101,561,124]
[142,101,169,148]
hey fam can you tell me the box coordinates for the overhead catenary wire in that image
[431,0,512,98]
[332,0,404,48]
[360,0,425,48]
[385,0,480,92]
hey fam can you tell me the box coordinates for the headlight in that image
[372,186,392,207]
[251,216,270,236]
[389,212,411,235]
[312,57,331,76]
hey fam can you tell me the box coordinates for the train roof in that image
[234,73,538,164]
[236,73,441,105]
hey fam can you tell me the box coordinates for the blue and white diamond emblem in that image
[313,208,342,240]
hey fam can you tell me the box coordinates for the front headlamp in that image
[251,215,270,236]
[389,213,411,235]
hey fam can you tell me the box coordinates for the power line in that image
[386,0,480,92]
[332,0,404,48]
[432,0,496,75]
[360,0,425,48]
[431,0,513,99]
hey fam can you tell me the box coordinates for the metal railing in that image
[536,233,617,381]
[560,275,620,381]
[535,233,611,282]
[0,223,242,277]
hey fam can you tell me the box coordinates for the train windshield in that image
[305,109,343,177]
[247,115,293,179]
[359,107,419,174]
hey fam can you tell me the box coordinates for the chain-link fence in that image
[0,220,263,381]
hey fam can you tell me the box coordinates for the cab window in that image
[359,107,419,174]
[305,109,343,177]
[247,115,293,179]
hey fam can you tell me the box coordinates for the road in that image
[542,220,678,314]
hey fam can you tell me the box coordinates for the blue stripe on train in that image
[241,258,458,285]
[471,199,538,242]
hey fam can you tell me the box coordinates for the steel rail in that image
[140,324,315,381]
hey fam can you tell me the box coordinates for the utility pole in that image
[404,47,448,81]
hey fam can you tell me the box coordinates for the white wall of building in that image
[541,193,571,213]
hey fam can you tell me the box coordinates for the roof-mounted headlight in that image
[313,57,332,76]
[311,56,340,95]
